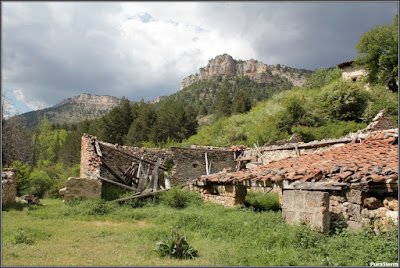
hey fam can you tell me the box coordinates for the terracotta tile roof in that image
[193,130,398,185]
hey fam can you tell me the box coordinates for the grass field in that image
[1,189,398,266]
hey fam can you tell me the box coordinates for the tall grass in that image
[2,191,398,266]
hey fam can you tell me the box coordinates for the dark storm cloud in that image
[1,2,398,111]
[250,2,398,69]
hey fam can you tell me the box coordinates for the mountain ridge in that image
[13,93,121,128]
[180,54,312,90]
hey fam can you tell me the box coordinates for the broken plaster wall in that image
[2,168,17,205]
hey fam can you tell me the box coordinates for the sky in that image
[1,1,398,116]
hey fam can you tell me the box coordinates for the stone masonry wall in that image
[59,177,102,201]
[80,134,101,178]
[171,147,237,183]
[60,134,102,201]
[191,183,247,207]
[330,189,398,231]
[2,168,17,205]
[98,142,237,185]
[282,190,331,233]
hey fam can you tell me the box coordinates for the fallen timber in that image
[107,184,190,203]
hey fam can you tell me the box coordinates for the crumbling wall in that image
[98,142,237,184]
[60,134,102,200]
[80,134,101,178]
[2,168,17,204]
[282,190,331,233]
[171,147,237,183]
[364,109,395,132]
[191,183,247,207]
[59,177,102,201]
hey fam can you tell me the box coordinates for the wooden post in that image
[295,143,301,156]
[164,172,171,190]
[152,158,161,191]
[254,143,265,165]
[205,153,209,175]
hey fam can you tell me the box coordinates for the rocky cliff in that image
[54,93,120,110]
[14,93,121,128]
[180,54,310,90]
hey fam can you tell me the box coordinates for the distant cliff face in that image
[55,93,120,109]
[180,54,310,90]
[16,93,121,128]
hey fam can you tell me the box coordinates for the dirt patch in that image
[92,220,154,228]
[92,221,124,227]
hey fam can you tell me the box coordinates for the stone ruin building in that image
[337,60,367,83]
[59,134,241,201]
[59,109,398,233]
[191,110,398,233]
[2,168,17,205]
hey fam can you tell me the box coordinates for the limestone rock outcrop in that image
[180,54,309,90]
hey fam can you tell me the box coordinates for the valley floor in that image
[1,198,398,266]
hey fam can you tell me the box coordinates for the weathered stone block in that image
[282,190,330,233]
[59,177,102,201]
[383,197,398,211]
[2,168,17,205]
[345,189,366,205]
[363,197,383,210]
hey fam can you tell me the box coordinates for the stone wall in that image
[329,189,398,231]
[171,147,237,183]
[98,142,237,184]
[59,177,102,201]
[2,168,17,205]
[282,190,331,233]
[80,134,101,178]
[191,183,247,207]
[60,134,102,201]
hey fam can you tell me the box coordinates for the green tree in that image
[124,101,158,146]
[319,80,371,122]
[303,67,342,90]
[232,90,251,114]
[99,97,133,144]
[214,88,232,117]
[153,99,191,143]
[355,14,398,92]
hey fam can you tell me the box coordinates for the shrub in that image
[13,228,35,245]
[159,187,202,209]
[245,191,280,211]
[23,169,52,198]
[156,226,198,259]
[319,80,371,122]
[12,227,51,245]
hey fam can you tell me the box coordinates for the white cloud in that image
[1,2,397,110]
[12,89,45,110]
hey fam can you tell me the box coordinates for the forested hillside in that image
[2,14,398,200]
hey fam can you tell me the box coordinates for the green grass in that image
[2,191,398,266]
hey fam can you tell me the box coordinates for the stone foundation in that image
[2,168,17,204]
[59,177,102,201]
[282,190,331,233]
[191,183,247,207]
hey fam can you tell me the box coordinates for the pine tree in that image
[232,90,251,114]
